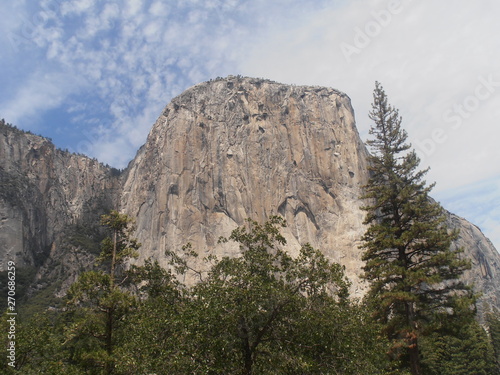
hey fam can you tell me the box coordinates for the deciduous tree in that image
[167,216,388,374]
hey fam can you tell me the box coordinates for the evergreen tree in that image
[97,210,141,286]
[420,319,498,375]
[65,210,140,374]
[487,309,500,372]
[360,82,473,375]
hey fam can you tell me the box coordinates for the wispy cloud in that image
[0,70,85,130]
[1,0,260,164]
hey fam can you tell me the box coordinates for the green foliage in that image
[16,213,493,374]
[0,266,37,311]
[161,216,388,374]
[420,319,498,375]
[0,311,83,374]
[114,259,186,375]
[109,167,122,177]
[360,82,474,374]
[65,271,137,372]
[67,224,104,255]
[487,310,500,372]
[96,210,140,279]
[101,217,389,374]
[62,210,141,374]
[17,280,63,319]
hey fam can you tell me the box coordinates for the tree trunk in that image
[243,353,253,375]
[105,306,114,374]
[403,299,422,375]
[405,302,421,375]
[408,337,422,375]
[240,317,253,375]
[110,230,117,287]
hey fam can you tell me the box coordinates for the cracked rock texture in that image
[0,122,121,290]
[1,76,499,309]
[121,76,500,304]
[121,77,370,293]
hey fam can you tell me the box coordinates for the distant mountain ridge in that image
[1,76,499,314]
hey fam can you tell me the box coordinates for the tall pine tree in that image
[360,82,473,375]
[65,211,140,374]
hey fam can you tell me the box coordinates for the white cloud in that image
[435,175,500,248]
[60,0,96,16]
[80,2,118,39]
[148,1,169,17]
[0,71,85,129]
[124,0,144,17]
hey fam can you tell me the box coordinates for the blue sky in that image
[1,0,499,250]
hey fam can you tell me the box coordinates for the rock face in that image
[0,121,121,291]
[120,76,500,304]
[1,76,499,309]
[446,213,500,314]
[121,77,371,293]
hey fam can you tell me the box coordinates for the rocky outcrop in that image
[121,76,500,302]
[446,213,500,314]
[0,121,121,289]
[1,76,499,309]
[121,77,370,292]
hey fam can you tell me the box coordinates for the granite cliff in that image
[1,77,499,311]
[0,121,121,297]
[121,77,371,293]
